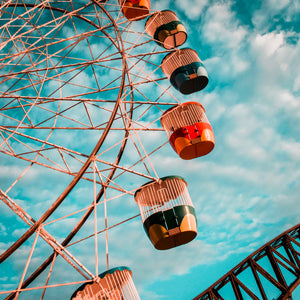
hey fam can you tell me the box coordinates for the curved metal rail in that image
[4,10,137,300]
[0,1,128,265]
[0,3,138,298]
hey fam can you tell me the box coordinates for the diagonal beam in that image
[232,273,260,299]
[0,190,94,280]
[251,257,287,292]
[249,258,268,300]
[270,245,299,276]
[229,274,243,300]
[284,236,300,269]
[266,245,288,289]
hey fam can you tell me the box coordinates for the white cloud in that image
[252,0,300,29]
[252,31,285,57]
[204,54,250,83]
[293,74,300,92]
[175,0,208,20]
[106,220,218,285]
[201,3,247,49]
[266,0,291,10]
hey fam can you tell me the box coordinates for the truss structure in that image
[0,1,178,298]
[193,223,300,300]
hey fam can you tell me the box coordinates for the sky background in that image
[0,0,300,299]
[138,0,300,298]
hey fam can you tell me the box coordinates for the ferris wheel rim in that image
[0,0,134,278]
[0,1,182,298]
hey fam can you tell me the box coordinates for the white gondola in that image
[135,176,197,250]
[71,267,140,300]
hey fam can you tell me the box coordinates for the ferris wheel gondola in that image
[134,176,197,250]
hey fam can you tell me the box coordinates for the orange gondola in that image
[145,10,187,49]
[118,0,150,21]
[135,176,197,250]
[161,48,208,94]
[161,102,214,159]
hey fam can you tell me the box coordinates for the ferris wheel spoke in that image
[2,104,109,130]
[1,96,168,188]
[14,228,40,299]
[1,125,132,178]
[0,126,118,265]
[0,7,126,101]
[6,105,136,298]
[40,251,58,300]
[0,52,127,266]
[122,52,172,99]
[0,30,116,75]
[0,142,158,190]
[0,11,73,66]
[68,213,141,250]
[0,191,96,280]
[2,138,131,300]
[109,141,169,191]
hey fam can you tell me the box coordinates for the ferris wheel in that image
[0,0,214,299]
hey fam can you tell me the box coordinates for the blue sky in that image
[0,0,300,299]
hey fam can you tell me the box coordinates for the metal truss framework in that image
[0,1,177,298]
[193,223,300,300]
